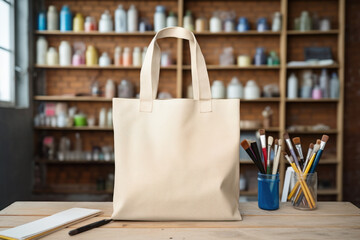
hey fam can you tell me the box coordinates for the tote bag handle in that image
[140,27,212,113]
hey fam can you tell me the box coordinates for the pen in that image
[69,219,112,236]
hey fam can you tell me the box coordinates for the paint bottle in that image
[227,77,243,99]
[59,41,72,66]
[46,47,59,65]
[211,80,226,99]
[36,37,48,65]
[287,73,298,99]
[37,11,46,31]
[237,17,249,32]
[85,16,97,31]
[319,69,329,98]
[115,5,127,32]
[329,72,340,99]
[73,13,84,32]
[224,18,235,32]
[154,5,166,32]
[118,79,134,98]
[60,5,72,31]
[99,52,111,67]
[114,46,122,66]
[210,12,222,32]
[244,80,260,99]
[254,47,267,66]
[133,47,142,66]
[122,47,132,66]
[86,45,98,66]
[272,12,282,32]
[300,11,311,31]
[166,11,178,27]
[99,10,113,32]
[105,79,115,99]
[47,6,58,30]
[195,17,207,32]
[127,5,138,32]
[257,18,269,32]
[72,50,83,66]
[183,10,194,31]
[300,70,313,98]
[99,108,107,127]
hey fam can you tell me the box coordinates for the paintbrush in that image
[274,139,279,160]
[302,143,314,172]
[250,141,263,170]
[241,140,265,174]
[309,135,329,173]
[267,136,274,174]
[292,137,304,167]
[259,129,268,173]
[272,139,282,174]
[283,132,301,172]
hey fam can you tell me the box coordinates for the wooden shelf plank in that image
[287,64,339,69]
[34,126,113,131]
[241,127,280,132]
[35,159,114,164]
[194,30,281,36]
[183,65,280,70]
[35,30,156,36]
[241,98,280,102]
[34,64,177,70]
[34,96,112,102]
[287,30,339,35]
[286,129,338,134]
[286,98,339,103]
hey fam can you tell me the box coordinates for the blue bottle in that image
[257,17,269,32]
[60,5,72,31]
[254,47,267,66]
[37,11,47,31]
[237,17,249,32]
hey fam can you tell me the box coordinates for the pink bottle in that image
[312,86,322,99]
[122,47,132,66]
[72,50,83,66]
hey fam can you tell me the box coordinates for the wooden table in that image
[0,202,359,239]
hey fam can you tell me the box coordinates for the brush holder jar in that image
[291,172,317,210]
[258,173,279,210]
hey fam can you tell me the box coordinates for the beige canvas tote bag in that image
[112,27,241,221]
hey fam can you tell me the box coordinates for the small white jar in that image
[211,80,226,99]
[244,80,260,99]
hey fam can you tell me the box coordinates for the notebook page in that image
[0,208,101,240]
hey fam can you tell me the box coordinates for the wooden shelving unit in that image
[33,0,344,200]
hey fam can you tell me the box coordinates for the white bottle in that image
[154,5,166,32]
[211,80,226,99]
[272,12,282,32]
[99,10,113,32]
[287,73,298,99]
[183,10,194,31]
[127,5,138,32]
[132,47,141,66]
[105,79,115,98]
[99,52,111,66]
[224,19,234,32]
[107,108,112,127]
[99,108,107,127]
[114,46,122,66]
[210,12,222,32]
[142,47,147,64]
[59,41,71,66]
[330,72,340,99]
[36,37,48,65]
[46,47,59,65]
[319,69,329,98]
[244,80,260,99]
[47,5,58,30]
[115,5,127,32]
[227,77,243,99]
[166,11,178,27]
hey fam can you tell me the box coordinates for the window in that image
[0,0,15,107]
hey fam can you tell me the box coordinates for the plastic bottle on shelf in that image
[244,80,260,99]
[107,108,112,127]
[122,47,132,66]
[59,41,72,66]
[142,47,147,64]
[257,17,269,32]
[154,5,166,32]
[86,45,98,66]
[47,6,58,30]
[133,47,142,66]
[127,5,138,32]
[224,18,235,32]
[114,46,122,66]
[312,84,322,99]
[118,79,134,98]
[36,37,48,65]
[287,73,298,99]
[91,80,100,96]
[60,5,72,31]
[46,47,58,65]
[161,51,172,67]
[183,10,194,31]
[300,70,313,98]
[72,50,83,66]
[37,11,47,31]
[300,11,311,31]
[254,47,267,66]
[99,108,107,127]
[237,17,249,32]
[115,5,127,33]
[210,12,222,32]
[319,69,329,98]
[73,13,84,32]
[99,52,111,66]
[105,79,115,99]
[195,17,207,32]
[99,10,113,32]
[227,77,243,99]
[85,16,97,31]
[211,80,226,99]
[272,12,282,32]
[166,11,178,27]
[330,72,340,99]
[267,51,280,66]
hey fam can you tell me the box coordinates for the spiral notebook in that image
[0,208,101,240]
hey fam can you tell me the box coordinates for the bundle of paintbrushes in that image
[283,133,329,209]
[241,129,282,175]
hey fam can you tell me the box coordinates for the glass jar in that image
[258,173,279,210]
[291,172,317,210]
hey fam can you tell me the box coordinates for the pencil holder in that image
[291,172,317,210]
[258,173,279,210]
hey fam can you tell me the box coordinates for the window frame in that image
[0,0,15,107]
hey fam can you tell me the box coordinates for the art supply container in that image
[291,172,317,210]
[258,173,279,210]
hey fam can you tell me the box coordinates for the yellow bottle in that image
[86,45,98,66]
[73,13,84,32]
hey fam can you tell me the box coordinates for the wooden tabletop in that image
[0,202,359,239]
